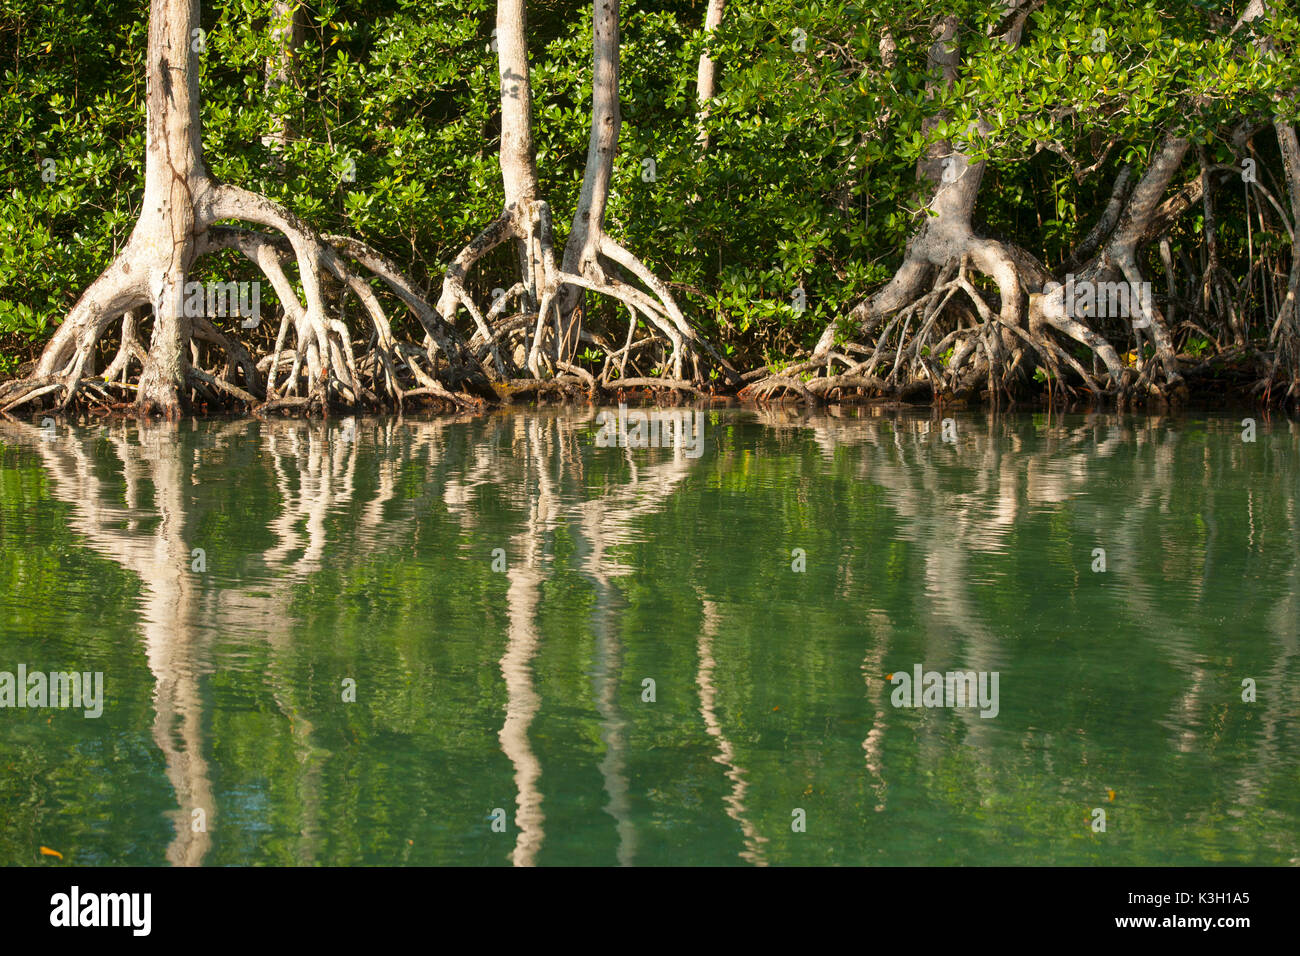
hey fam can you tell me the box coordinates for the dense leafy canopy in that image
[2,0,1298,384]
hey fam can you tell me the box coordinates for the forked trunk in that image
[5,0,475,417]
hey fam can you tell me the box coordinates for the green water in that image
[0,408,1297,866]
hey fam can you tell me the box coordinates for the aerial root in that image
[742,253,1143,406]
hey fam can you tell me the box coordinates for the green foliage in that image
[2,0,1298,371]
[0,0,145,363]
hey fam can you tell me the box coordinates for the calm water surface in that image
[1,408,1297,865]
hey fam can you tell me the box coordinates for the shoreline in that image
[0,387,1286,426]
[2,351,1291,422]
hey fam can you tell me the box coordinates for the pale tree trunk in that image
[1065,133,1190,390]
[809,15,982,364]
[497,0,544,309]
[544,0,627,374]
[134,0,207,413]
[784,2,1221,404]
[785,7,1071,404]
[695,0,725,149]
[2,0,473,417]
[8,0,207,416]
[497,0,539,210]
[560,0,621,287]
[434,0,550,379]
[439,0,735,387]
[543,0,728,384]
